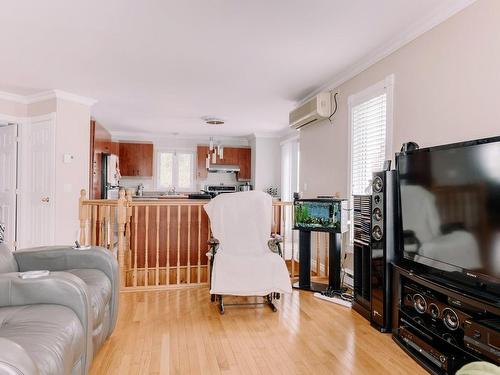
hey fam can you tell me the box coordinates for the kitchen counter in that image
[131,193,212,200]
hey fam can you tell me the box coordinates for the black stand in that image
[293,230,342,292]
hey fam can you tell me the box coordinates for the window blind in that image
[351,93,387,195]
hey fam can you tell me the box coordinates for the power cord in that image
[328,92,339,124]
[320,252,354,303]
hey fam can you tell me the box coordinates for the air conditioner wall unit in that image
[289,92,332,130]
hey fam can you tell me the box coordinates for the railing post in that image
[79,189,88,246]
[125,190,133,269]
[117,189,127,289]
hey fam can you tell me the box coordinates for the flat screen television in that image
[397,136,500,299]
[293,199,345,232]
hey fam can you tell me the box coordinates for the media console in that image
[392,264,500,374]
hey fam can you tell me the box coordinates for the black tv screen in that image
[397,137,500,286]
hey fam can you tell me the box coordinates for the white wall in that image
[54,99,91,243]
[300,0,500,198]
[251,136,281,193]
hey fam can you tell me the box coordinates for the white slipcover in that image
[204,191,293,296]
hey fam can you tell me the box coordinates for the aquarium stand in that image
[293,230,342,292]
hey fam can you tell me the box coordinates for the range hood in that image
[207,164,240,173]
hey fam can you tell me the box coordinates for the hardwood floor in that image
[90,288,426,375]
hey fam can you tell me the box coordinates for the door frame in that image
[0,117,19,249]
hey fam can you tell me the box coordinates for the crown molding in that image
[0,91,27,104]
[248,131,283,140]
[0,89,97,106]
[299,0,477,104]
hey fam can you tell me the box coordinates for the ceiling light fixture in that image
[203,117,225,125]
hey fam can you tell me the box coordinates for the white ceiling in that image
[0,0,472,137]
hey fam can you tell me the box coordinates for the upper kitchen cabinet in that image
[119,142,154,177]
[196,145,251,181]
[197,145,209,179]
[237,147,251,180]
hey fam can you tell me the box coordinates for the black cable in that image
[320,251,354,302]
[328,92,339,124]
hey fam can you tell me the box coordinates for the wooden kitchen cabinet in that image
[237,147,251,180]
[196,145,251,181]
[197,146,209,179]
[119,142,154,177]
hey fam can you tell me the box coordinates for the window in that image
[348,75,393,241]
[349,75,393,196]
[156,151,195,191]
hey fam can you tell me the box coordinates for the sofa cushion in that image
[0,304,84,375]
[66,268,111,328]
[0,244,18,274]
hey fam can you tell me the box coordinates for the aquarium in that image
[293,199,343,232]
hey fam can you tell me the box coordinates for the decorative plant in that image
[265,187,279,197]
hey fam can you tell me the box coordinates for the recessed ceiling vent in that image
[203,117,224,125]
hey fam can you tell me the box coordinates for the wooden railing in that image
[78,190,297,291]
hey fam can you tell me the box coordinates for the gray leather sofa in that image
[0,243,119,375]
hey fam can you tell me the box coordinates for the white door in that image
[0,125,18,249]
[18,117,56,248]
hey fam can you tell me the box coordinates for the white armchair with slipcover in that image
[204,191,292,314]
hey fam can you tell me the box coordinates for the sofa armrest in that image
[0,337,39,375]
[0,272,93,373]
[14,246,119,332]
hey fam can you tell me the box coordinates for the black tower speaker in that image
[370,170,398,332]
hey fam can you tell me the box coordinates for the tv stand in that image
[422,273,500,307]
[392,264,500,373]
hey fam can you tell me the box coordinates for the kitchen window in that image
[156,150,195,191]
[348,75,394,237]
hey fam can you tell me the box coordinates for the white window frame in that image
[347,74,394,241]
[155,149,196,192]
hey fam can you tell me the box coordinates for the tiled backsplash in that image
[198,172,239,190]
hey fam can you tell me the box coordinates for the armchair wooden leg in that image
[210,294,216,302]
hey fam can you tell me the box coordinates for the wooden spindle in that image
[109,205,115,251]
[78,189,88,246]
[98,205,106,247]
[187,206,191,284]
[117,190,127,289]
[145,206,149,287]
[197,206,201,284]
[133,206,138,287]
[90,205,97,246]
[155,206,160,286]
[166,206,171,285]
[125,191,133,268]
[176,205,181,285]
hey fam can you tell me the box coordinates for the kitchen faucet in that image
[137,183,144,196]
